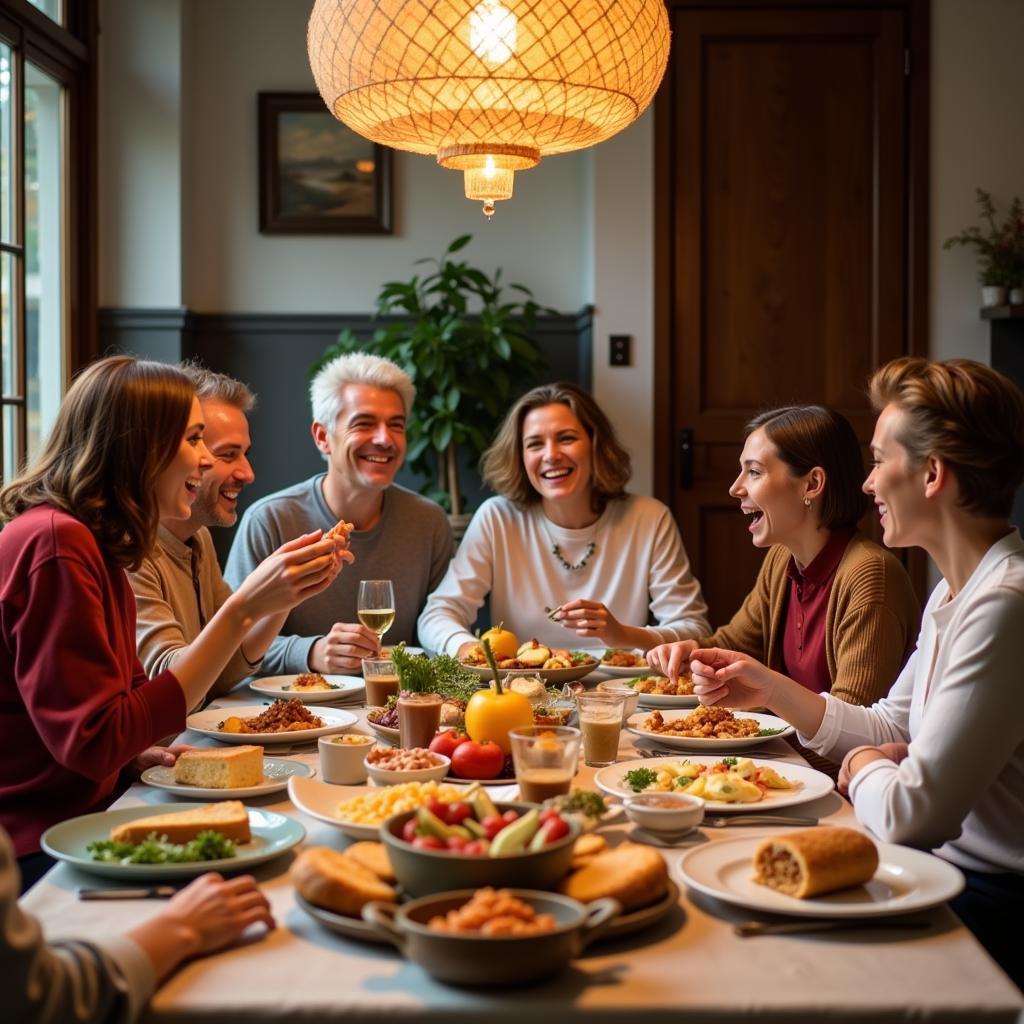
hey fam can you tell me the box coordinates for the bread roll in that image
[752,827,879,898]
[110,801,251,844]
[570,833,608,869]
[344,841,396,883]
[173,746,264,789]
[291,847,396,917]
[562,841,668,911]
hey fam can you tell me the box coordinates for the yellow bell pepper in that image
[464,639,534,753]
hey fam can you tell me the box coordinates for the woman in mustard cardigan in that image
[647,406,920,746]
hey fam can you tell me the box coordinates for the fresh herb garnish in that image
[721,757,738,766]
[391,646,480,703]
[759,727,785,736]
[87,830,236,864]
[672,777,695,790]
[623,767,658,792]
[549,790,608,818]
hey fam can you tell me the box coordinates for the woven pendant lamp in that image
[308,0,671,217]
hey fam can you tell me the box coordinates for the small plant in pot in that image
[943,188,1024,307]
[313,235,551,528]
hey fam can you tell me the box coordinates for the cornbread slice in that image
[752,827,879,898]
[344,841,396,883]
[562,841,668,911]
[110,800,251,845]
[291,847,396,917]
[173,746,264,789]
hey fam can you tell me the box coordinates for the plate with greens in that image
[40,804,305,879]
[626,709,794,751]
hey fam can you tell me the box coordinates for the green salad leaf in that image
[87,830,237,865]
[758,727,786,737]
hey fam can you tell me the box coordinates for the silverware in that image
[78,886,177,900]
[544,604,563,621]
[703,814,820,828]
[735,918,931,938]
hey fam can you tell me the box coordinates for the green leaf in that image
[447,234,473,255]
[446,386,461,411]
[432,420,453,452]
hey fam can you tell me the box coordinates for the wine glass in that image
[357,579,396,645]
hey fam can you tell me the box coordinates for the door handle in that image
[679,428,694,490]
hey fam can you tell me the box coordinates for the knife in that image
[735,918,931,937]
[78,886,177,900]
[703,815,821,828]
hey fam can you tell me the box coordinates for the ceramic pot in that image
[981,286,1008,307]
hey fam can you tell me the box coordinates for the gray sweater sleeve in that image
[2,832,156,1024]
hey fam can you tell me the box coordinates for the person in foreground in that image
[1,827,273,1024]
[682,358,1024,989]
[646,405,920,771]
[417,382,710,656]
[0,356,345,890]
[226,352,453,673]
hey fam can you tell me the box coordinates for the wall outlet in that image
[610,334,632,366]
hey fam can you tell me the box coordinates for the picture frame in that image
[258,92,393,235]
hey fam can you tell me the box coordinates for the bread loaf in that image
[752,827,879,898]
[110,800,251,845]
[173,746,264,789]
[562,841,668,910]
[291,846,396,916]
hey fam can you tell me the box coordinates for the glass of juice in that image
[396,692,442,749]
[362,657,400,707]
[508,725,581,803]
[576,692,626,767]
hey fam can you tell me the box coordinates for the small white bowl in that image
[363,752,451,787]
[623,792,705,833]
[595,681,640,722]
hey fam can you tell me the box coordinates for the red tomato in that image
[412,835,444,851]
[444,801,473,825]
[539,815,570,844]
[540,808,562,825]
[463,839,490,856]
[502,809,520,824]
[445,835,468,852]
[425,796,450,821]
[450,739,505,780]
[429,729,471,758]
[401,818,419,842]
[481,814,506,840]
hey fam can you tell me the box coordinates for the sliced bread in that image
[173,745,264,789]
[110,800,251,845]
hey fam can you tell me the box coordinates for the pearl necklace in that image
[551,541,596,571]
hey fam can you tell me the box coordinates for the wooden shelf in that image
[980,305,1024,320]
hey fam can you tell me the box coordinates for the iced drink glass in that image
[509,725,581,803]
[576,691,626,767]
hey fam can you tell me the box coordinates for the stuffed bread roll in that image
[752,827,879,898]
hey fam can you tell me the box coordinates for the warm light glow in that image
[469,0,517,64]
[354,159,375,174]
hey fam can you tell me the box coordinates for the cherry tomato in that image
[426,796,451,821]
[502,809,520,824]
[412,835,444,851]
[481,814,506,840]
[429,729,471,759]
[540,808,563,825]
[539,815,570,844]
[463,839,490,856]
[444,801,473,825]
[445,835,468,851]
[450,739,505,780]
[401,818,419,842]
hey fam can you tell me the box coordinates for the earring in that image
[803,497,812,507]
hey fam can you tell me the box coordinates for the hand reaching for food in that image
[689,647,777,709]
[646,640,697,683]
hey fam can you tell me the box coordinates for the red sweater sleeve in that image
[8,547,186,781]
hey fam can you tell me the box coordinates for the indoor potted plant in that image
[943,188,1023,307]
[313,235,550,532]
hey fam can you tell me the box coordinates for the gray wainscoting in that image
[99,307,593,563]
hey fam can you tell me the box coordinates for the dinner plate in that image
[592,756,834,812]
[365,712,399,746]
[141,758,315,799]
[41,804,305,880]
[248,674,365,705]
[288,774,380,840]
[186,704,358,745]
[459,661,598,685]
[677,836,964,918]
[594,652,651,677]
[626,709,794,750]
[295,892,393,945]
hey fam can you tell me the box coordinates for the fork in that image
[703,814,820,828]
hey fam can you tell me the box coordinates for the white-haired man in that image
[225,353,453,674]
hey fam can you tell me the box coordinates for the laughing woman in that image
[417,382,710,657]
[681,358,1024,989]
[0,356,344,889]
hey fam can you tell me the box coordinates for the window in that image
[0,0,94,482]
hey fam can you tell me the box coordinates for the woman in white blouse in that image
[417,382,710,657]
[655,357,1024,990]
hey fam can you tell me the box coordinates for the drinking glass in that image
[357,579,396,643]
[508,725,581,803]
[576,692,626,767]
[362,656,400,708]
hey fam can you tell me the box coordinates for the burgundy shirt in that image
[781,528,855,693]
[0,506,186,856]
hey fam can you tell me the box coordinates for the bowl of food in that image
[623,792,705,833]
[595,680,640,722]
[364,747,451,786]
[361,887,619,986]
[380,797,580,897]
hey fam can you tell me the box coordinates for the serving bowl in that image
[623,792,705,833]
[362,888,619,986]
[364,752,450,787]
[595,680,640,722]
[380,801,579,897]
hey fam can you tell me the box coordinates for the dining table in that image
[22,678,1024,1024]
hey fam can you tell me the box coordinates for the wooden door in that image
[655,4,924,625]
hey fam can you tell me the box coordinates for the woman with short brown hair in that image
[417,381,710,656]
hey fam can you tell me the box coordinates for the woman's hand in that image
[646,640,697,682]
[837,742,909,796]
[553,599,633,647]
[309,623,380,673]
[130,743,195,773]
[689,647,777,709]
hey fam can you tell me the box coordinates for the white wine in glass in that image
[357,579,396,641]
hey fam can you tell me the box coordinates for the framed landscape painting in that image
[258,92,393,235]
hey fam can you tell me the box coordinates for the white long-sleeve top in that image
[417,495,710,657]
[801,530,1024,874]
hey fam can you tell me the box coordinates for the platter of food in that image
[460,637,599,683]
[626,707,794,751]
[459,660,598,685]
[593,756,833,812]
[365,711,400,745]
[40,802,305,879]
[594,649,650,677]
[617,674,700,709]
[677,831,964,918]
[248,673,365,705]
[141,752,315,799]
[186,701,357,745]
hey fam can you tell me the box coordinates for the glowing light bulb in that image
[469,0,517,64]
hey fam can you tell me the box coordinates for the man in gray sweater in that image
[225,353,453,674]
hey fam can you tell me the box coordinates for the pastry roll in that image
[752,827,879,898]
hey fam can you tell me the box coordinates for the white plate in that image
[248,674,365,705]
[594,652,651,677]
[365,710,399,746]
[186,705,358,745]
[677,835,964,918]
[41,804,305,880]
[141,757,315,799]
[460,660,598,684]
[593,756,833,812]
[288,774,381,840]
[627,709,794,750]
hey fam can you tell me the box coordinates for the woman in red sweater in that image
[0,356,345,888]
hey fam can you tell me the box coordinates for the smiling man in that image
[225,353,453,674]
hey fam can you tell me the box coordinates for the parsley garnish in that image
[623,767,658,792]
[758,727,785,736]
